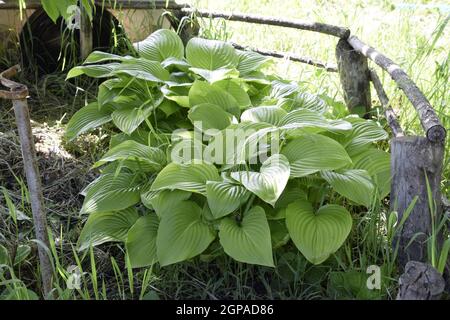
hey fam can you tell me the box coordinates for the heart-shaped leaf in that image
[126,214,159,268]
[65,102,112,141]
[141,189,191,217]
[219,206,274,267]
[231,154,290,206]
[206,180,251,219]
[321,169,375,207]
[188,103,232,131]
[81,173,143,214]
[286,200,352,264]
[78,207,139,251]
[133,29,184,62]
[281,134,352,177]
[241,106,287,126]
[157,201,216,266]
[186,37,238,70]
[236,50,270,75]
[151,162,221,194]
[93,140,166,172]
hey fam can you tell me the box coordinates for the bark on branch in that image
[232,43,338,72]
[181,8,350,38]
[347,36,446,143]
[369,69,404,137]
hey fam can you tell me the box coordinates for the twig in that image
[232,43,338,72]
[369,69,404,137]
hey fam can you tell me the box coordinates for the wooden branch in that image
[369,69,404,137]
[181,8,350,39]
[232,43,338,72]
[390,136,444,269]
[335,39,371,115]
[348,36,446,143]
[0,65,53,298]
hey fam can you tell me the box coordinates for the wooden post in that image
[390,136,444,268]
[335,39,371,115]
[80,0,93,61]
[0,65,53,298]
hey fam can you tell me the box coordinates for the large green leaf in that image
[81,173,143,214]
[78,207,139,251]
[112,59,170,83]
[66,63,119,79]
[281,134,352,177]
[321,169,375,207]
[231,154,290,206]
[151,162,221,194]
[206,180,251,219]
[65,102,112,141]
[343,118,388,155]
[236,50,270,75]
[188,103,232,132]
[93,140,166,172]
[241,106,287,126]
[279,109,352,134]
[111,99,159,135]
[84,51,129,64]
[188,80,240,117]
[286,200,352,264]
[219,206,274,267]
[278,91,328,114]
[133,29,184,62]
[141,189,191,217]
[186,37,238,70]
[156,201,216,266]
[126,214,159,268]
[352,148,391,198]
[213,80,251,108]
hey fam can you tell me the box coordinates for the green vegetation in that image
[0,0,448,300]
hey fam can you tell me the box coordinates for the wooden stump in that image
[335,39,371,115]
[397,261,445,300]
[390,136,444,268]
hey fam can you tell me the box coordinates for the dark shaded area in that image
[19,5,127,75]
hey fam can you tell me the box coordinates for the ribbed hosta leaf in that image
[322,169,375,207]
[206,180,251,219]
[352,148,391,198]
[157,201,216,266]
[286,200,352,264]
[281,134,352,177]
[186,37,238,70]
[113,59,170,83]
[65,102,112,141]
[237,50,270,75]
[84,51,129,64]
[151,162,221,194]
[270,80,299,99]
[93,140,166,172]
[344,119,388,154]
[231,154,290,206]
[78,207,139,251]
[189,67,239,83]
[188,103,232,131]
[141,189,191,217]
[133,29,184,62]
[219,206,274,266]
[279,92,328,114]
[214,79,251,108]
[126,214,159,268]
[189,80,240,117]
[66,63,119,79]
[111,100,158,135]
[241,106,287,126]
[279,109,352,134]
[81,173,143,214]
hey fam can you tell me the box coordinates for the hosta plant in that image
[65,29,390,268]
